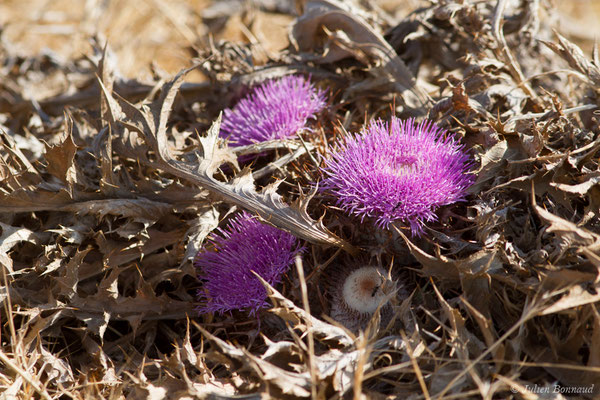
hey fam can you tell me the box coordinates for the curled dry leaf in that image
[44,126,77,187]
[541,31,600,86]
[292,0,429,108]
[534,204,600,249]
[551,173,600,195]
[395,227,502,282]
[255,272,354,348]
[0,222,39,275]
[199,324,313,398]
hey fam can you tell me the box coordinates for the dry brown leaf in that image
[541,284,600,315]
[551,173,600,195]
[0,222,39,275]
[468,140,509,195]
[44,128,77,186]
[292,0,429,108]
[183,206,220,264]
[98,67,353,252]
[68,284,196,323]
[396,228,502,282]
[541,31,600,86]
[534,204,600,249]
[256,273,354,348]
[95,226,186,269]
[0,130,41,186]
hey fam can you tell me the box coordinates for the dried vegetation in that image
[2,0,600,398]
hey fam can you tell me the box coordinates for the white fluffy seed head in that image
[327,264,400,332]
[342,266,390,313]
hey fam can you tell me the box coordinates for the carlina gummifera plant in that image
[219,75,327,146]
[320,117,474,235]
[194,211,304,316]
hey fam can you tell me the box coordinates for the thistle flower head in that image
[341,266,391,314]
[321,117,474,235]
[327,264,400,333]
[194,212,303,315]
[220,75,326,146]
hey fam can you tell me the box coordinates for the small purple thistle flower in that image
[194,212,303,316]
[321,117,474,235]
[220,75,326,146]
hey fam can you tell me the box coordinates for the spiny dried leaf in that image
[396,228,502,281]
[96,226,186,269]
[534,204,600,248]
[0,188,73,213]
[101,66,353,252]
[183,206,220,264]
[541,31,600,86]
[68,286,196,323]
[0,129,41,185]
[0,222,39,274]
[551,173,600,195]
[541,283,600,315]
[199,325,312,398]
[256,273,354,347]
[38,342,74,385]
[44,128,77,186]
[292,0,429,108]
[64,198,172,220]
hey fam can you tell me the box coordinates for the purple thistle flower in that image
[220,75,326,146]
[194,212,303,315]
[321,117,474,235]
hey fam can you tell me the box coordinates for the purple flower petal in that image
[321,117,474,235]
[220,75,327,146]
[195,212,303,315]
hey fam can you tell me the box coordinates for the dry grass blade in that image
[0,350,53,400]
[294,257,318,399]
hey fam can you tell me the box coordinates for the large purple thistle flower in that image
[220,75,326,146]
[194,212,303,316]
[321,117,474,235]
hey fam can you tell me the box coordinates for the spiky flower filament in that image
[321,117,474,235]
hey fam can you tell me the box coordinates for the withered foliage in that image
[2,0,600,398]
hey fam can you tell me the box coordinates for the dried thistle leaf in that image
[0,222,39,274]
[541,31,600,86]
[198,325,313,397]
[101,66,353,252]
[292,0,429,108]
[255,273,354,348]
[534,204,599,248]
[551,173,600,195]
[43,129,77,186]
